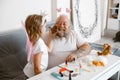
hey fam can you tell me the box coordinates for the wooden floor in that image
[95,29,120,49]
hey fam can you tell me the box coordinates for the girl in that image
[23,14,49,78]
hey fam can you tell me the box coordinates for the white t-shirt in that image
[44,30,86,69]
[23,38,48,78]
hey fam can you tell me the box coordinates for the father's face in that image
[54,15,70,38]
[56,16,69,30]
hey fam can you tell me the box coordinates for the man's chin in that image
[55,32,68,39]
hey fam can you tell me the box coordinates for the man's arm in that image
[76,42,91,57]
[66,42,91,62]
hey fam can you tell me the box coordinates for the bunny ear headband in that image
[56,8,71,15]
[21,11,48,62]
[40,10,48,25]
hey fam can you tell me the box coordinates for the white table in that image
[27,55,120,80]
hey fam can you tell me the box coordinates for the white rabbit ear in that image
[40,10,47,25]
[40,10,48,17]
[41,17,46,25]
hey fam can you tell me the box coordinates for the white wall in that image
[0,0,108,38]
[0,0,51,33]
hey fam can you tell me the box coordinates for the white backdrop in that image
[0,0,51,33]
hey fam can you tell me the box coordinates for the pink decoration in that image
[21,21,32,62]
[66,8,71,13]
[56,8,71,15]
[56,8,61,12]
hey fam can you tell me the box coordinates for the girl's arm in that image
[46,30,53,52]
[33,52,42,75]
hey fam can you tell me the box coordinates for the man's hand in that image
[66,53,77,62]
[66,49,88,62]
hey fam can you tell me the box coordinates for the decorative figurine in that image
[97,43,111,56]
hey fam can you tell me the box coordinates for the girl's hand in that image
[34,68,42,75]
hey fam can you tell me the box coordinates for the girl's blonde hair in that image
[25,14,45,45]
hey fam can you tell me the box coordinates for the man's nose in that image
[60,23,64,28]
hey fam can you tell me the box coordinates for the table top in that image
[27,55,120,80]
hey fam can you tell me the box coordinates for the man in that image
[44,14,91,69]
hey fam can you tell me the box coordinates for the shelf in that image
[109,7,119,9]
[107,0,120,30]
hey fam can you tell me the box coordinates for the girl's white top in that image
[23,38,48,78]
